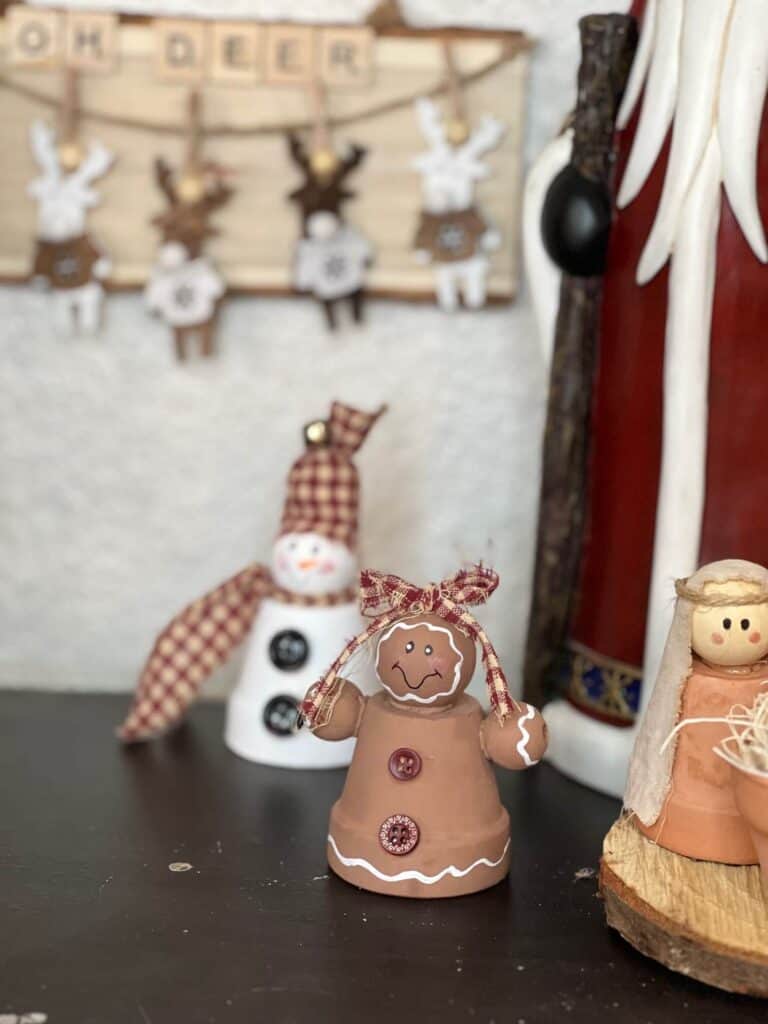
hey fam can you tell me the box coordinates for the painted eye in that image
[424,645,433,656]
[741,618,750,630]
[405,641,414,653]
[723,618,732,630]
[311,544,320,555]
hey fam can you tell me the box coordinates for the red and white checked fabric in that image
[117,564,356,743]
[279,402,385,549]
[301,565,519,729]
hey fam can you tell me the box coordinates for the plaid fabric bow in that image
[301,565,518,729]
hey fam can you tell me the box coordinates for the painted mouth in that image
[392,662,442,691]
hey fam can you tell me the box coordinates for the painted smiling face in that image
[375,613,477,708]
[691,580,768,667]
[271,532,357,597]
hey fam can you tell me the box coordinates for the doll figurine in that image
[301,566,547,898]
[626,559,768,865]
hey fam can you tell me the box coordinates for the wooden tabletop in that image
[0,692,763,1024]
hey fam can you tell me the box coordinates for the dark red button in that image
[379,814,419,856]
[388,747,422,781]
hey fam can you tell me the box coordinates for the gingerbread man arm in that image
[480,702,548,770]
[309,678,367,742]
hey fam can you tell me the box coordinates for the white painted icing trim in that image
[636,1,734,285]
[327,834,510,885]
[718,0,768,263]
[375,621,463,705]
[640,130,722,715]
[522,129,571,375]
[515,703,539,766]
[616,0,658,130]
[617,0,682,210]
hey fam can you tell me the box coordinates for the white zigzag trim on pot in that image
[327,834,510,885]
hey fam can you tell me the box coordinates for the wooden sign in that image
[318,27,373,89]
[6,5,61,67]
[7,6,117,71]
[64,11,118,73]
[209,22,263,85]
[264,24,315,85]
[154,18,206,83]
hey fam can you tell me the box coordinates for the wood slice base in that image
[600,816,768,997]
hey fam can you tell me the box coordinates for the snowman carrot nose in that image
[298,558,319,571]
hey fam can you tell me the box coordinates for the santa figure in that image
[118,401,384,769]
[525,0,768,794]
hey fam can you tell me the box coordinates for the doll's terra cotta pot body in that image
[635,658,764,864]
[326,692,511,898]
[731,765,768,879]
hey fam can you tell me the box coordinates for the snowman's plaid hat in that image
[279,401,385,550]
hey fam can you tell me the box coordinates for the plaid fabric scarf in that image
[117,564,356,743]
[301,565,518,730]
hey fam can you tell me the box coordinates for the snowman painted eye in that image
[723,618,732,630]
[424,645,433,656]
[405,641,414,653]
[311,544,320,555]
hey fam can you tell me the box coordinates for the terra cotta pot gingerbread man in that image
[301,565,547,898]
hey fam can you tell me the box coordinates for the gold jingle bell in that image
[57,140,84,172]
[304,419,330,448]
[310,148,339,179]
[446,119,470,147]
[177,172,206,204]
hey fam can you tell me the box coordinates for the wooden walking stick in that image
[523,14,638,708]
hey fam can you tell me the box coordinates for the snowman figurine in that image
[118,401,385,769]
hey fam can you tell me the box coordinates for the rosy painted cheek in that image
[711,632,725,646]
[319,560,336,575]
[277,556,289,572]
[430,656,450,674]
[750,631,762,645]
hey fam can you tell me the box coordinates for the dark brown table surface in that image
[0,692,763,1024]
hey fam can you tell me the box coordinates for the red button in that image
[379,814,419,856]
[388,747,422,781]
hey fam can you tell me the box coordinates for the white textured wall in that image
[1,0,629,698]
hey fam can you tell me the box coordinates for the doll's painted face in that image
[375,613,476,708]
[272,532,356,596]
[691,580,768,667]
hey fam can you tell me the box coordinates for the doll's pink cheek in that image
[319,560,336,574]
[711,632,725,646]
[431,656,450,674]
[277,556,289,571]
[750,631,762,644]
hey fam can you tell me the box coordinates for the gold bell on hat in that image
[304,419,330,447]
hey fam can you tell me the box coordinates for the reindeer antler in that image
[415,97,447,152]
[29,120,60,183]
[71,138,114,189]
[154,157,177,205]
[459,115,504,163]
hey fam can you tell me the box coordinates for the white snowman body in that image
[224,598,375,768]
[224,530,374,768]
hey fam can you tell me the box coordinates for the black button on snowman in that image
[269,629,310,671]
[262,695,301,737]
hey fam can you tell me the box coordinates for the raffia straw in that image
[713,693,768,776]
[674,577,768,606]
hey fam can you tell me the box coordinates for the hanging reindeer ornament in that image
[287,83,373,331]
[412,97,503,312]
[28,119,113,334]
[145,93,233,361]
[301,566,547,898]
